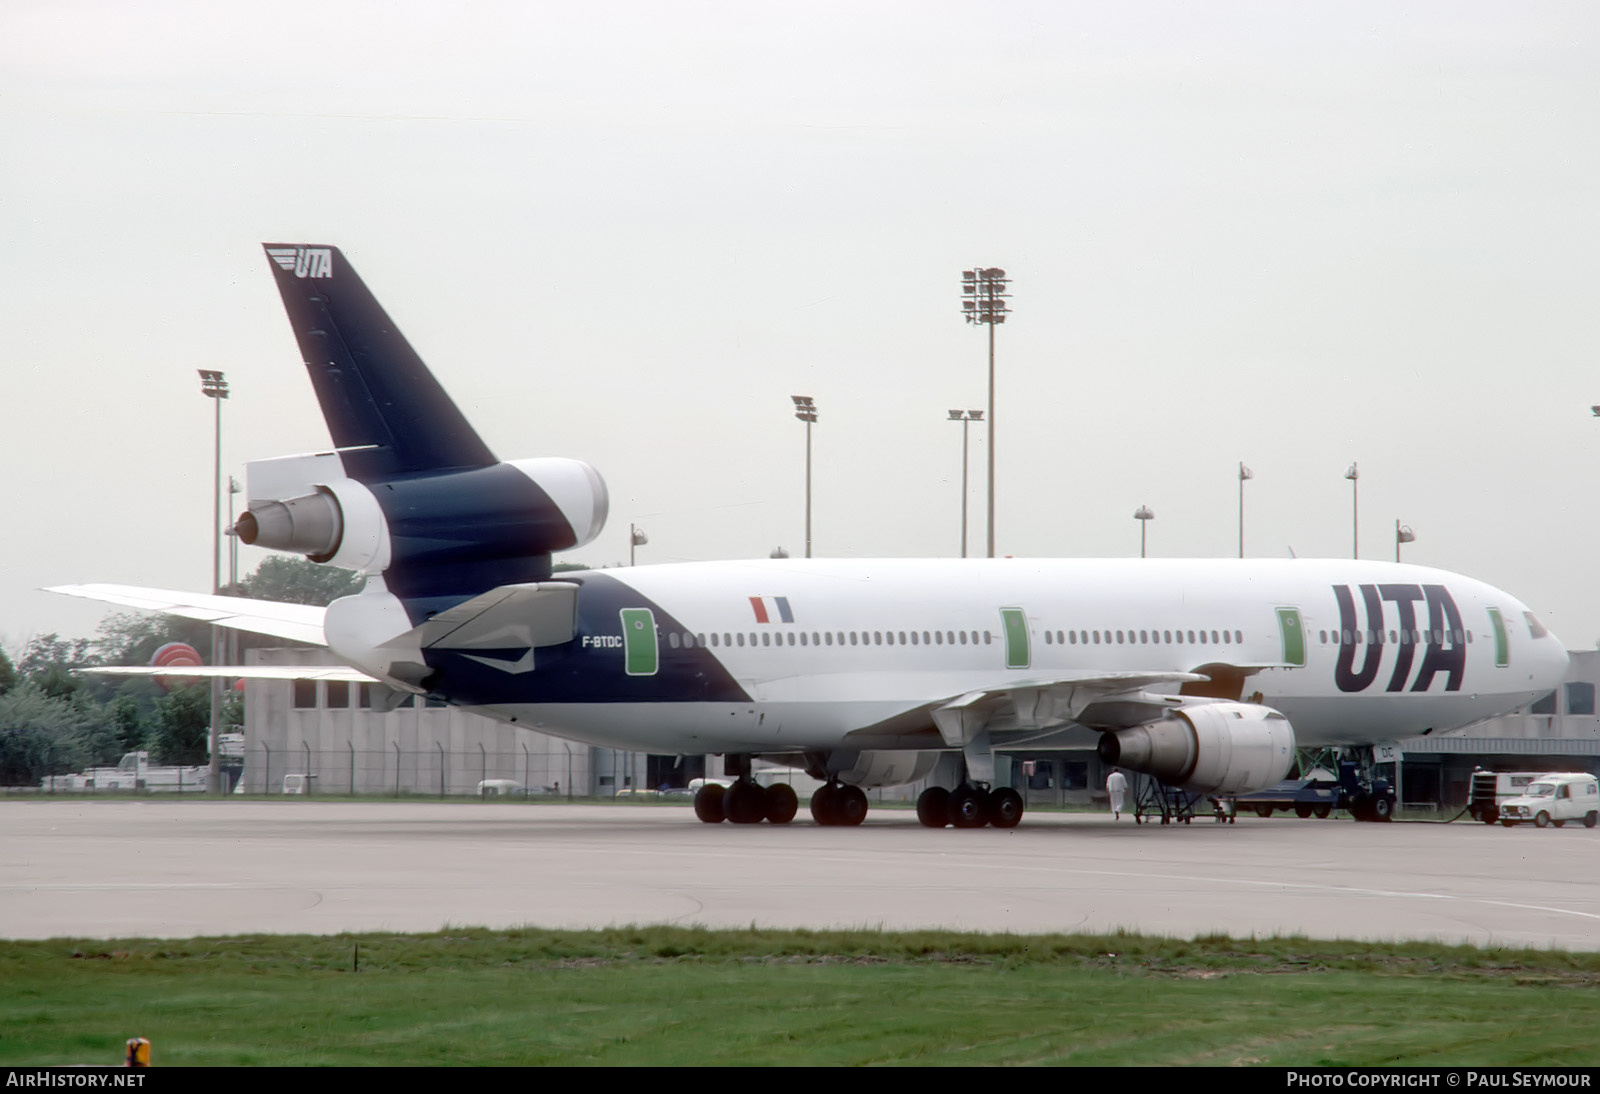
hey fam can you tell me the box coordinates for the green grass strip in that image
[4,927,1599,1066]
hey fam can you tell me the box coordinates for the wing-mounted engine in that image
[1095,702,1295,795]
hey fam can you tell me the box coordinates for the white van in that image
[1497,773,1599,829]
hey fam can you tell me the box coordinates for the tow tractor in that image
[1229,758,1397,821]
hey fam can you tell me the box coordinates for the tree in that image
[0,648,16,696]
[146,684,210,766]
[0,682,106,786]
[19,634,95,701]
[232,556,364,607]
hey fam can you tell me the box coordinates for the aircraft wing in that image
[46,584,328,646]
[82,664,375,682]
[930,669,1210,748]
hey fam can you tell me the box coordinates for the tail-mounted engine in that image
[236,450,607,598]
[1095,702,1295,796]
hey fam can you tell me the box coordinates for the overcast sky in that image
[4,1,1600,658]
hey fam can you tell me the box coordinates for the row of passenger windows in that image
[1318,628,1473,646]
[667,630,995,650]
[663,626,1246,651]
[1043,628,1243,646]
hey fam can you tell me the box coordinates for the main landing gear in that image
[809,781,869,826]
[915,784,1024,829]
[693,780,799,825]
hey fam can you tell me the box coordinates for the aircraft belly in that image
[464,700,927,754]
[1271,691,1539,747]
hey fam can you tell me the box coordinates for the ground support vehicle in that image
[1229,760,1396,821]
[1496,773,1599,829]
[1469,770,1559,825]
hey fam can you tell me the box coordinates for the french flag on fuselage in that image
[749,595,794,624]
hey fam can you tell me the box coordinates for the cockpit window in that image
[1524,612,1549,639]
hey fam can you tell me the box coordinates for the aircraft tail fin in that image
[261,244,496,480]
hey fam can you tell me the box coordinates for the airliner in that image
[51,244,1570,829]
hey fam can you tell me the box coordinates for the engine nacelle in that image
[1096,702,1295,796]
[828,750,940,790]
[237,456,608,583]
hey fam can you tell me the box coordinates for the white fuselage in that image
[459,556,1568,756]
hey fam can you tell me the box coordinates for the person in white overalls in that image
[1106,768,1128,820]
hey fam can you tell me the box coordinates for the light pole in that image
[1395,521,1415,563]
[1238,462,1253,558]
[948,409,983,558]
[629,524,648,566]
[791,396,817,558]
[199,369,229,795]
[1344,462,1359,559]
[961,267,1011,558]
[1133,505,1154,558]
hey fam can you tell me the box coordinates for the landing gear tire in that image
[810,783,839,826]
[917,787,951,828]
[724,780,767,825]
[987,787,1024,829]
[811,783,868,826]
[949,785,987,828]
[693,783,726,824]
[765,783,799,825]
[835,785,868,826]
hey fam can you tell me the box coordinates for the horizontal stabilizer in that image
[84,664,376,682]
[46,584,327,646]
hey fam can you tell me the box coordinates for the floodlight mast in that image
[198,369,229,795]
[961,268,1011,558]
[791,396,817,558]
[948,409,983,558]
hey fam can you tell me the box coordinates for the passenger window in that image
[737,633,745,647]
[761,633,770,647]
[899,631,907,645]
[669,633,680,649]
[1187,630,1196,644]
[1045,630,1053,645]
[1069,631,1077,644]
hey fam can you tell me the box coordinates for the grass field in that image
[4,927,1599,1066]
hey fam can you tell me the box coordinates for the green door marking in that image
[1487,608,1509,668]
[620,608,658,676]
[1276,608,1305,667]
[999,607,1030,669]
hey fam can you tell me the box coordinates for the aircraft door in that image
[620,608,658,676]
[999,607,1030,669]
[1276,607,1305,667]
